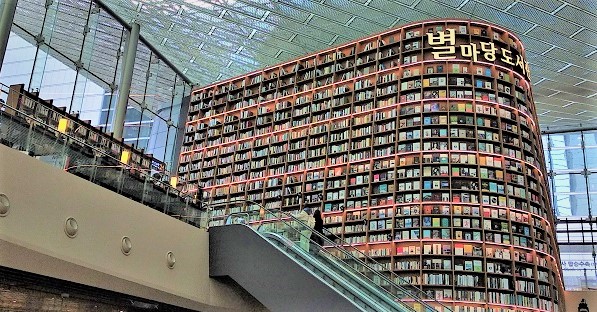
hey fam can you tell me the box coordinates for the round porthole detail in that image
[64,217,78,238]
[121,236,132,255]
[166,251,176,269]
[0,194,10,217]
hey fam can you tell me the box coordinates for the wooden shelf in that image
[186,20,561,312]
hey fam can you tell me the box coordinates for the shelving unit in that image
[179,20,563,312]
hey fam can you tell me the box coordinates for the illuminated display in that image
[179,20,563,312]
[426,29,531,79]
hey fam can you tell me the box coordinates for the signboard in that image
[427,29,531,80]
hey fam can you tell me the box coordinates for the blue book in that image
[405,218,412,228]
[489,182,497,192]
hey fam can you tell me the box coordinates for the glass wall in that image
[0,0,191,171]
[544,129,597,290]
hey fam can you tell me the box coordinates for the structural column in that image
[113,22,139,140]
[0,0,18,74]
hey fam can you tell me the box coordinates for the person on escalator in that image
[310,209,325,253]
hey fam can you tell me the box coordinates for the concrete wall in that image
[564,290,597,311]
[0,144,264,312]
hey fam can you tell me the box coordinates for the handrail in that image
[224,211,411,312]
[224,212,250,224]
[209,198,451,312]
[0,100,190,200]
[0,100,205,227]
[262,230,394,312]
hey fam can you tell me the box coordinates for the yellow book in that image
[432,218,440,227]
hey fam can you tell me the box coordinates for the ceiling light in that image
[261,11,270,21]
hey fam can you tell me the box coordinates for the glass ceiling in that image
[13,0,597,129]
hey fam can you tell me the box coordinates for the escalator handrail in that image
[210,199,450,312]
[260,223,418,312]
[261,231,392,312]
[224,209,415,312]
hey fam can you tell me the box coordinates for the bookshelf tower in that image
[179,20,564,312]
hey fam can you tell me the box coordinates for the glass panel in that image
[0,33,36,88]
[583,130,597,147]
[553,173,589,216]
[218,203,447,312]
[585,147,597,170]
[28,0,59,91]
[147,114,169,163]
[550,148,584,172]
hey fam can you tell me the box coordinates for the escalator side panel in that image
[209,225,362,312]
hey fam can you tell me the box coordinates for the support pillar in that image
[113,22,139,140]
[0,0,18,74]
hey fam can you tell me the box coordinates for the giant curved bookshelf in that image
[179,19,564,312]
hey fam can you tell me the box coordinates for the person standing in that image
[311,209,325,251]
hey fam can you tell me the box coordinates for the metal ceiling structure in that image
[12,0,597,130]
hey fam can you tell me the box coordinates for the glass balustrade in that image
[217,200,451,312]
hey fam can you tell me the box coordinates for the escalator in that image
[209,203,450,312]
[210,224,388,312]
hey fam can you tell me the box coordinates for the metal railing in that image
[0,90,207,228]
[214,199,452,312]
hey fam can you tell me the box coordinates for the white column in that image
[0,0,18,74]
[112,22,140,140]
